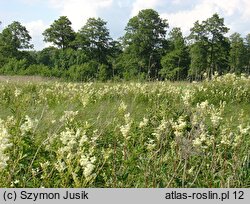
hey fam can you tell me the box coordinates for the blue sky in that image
[1,0,250,50]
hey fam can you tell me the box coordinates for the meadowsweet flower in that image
[172,116,187,137]
[120,124,131,140]
[152,119,168,141]
[146,138,156,151]
[0,119,12,170]
[210,113,222,127]
[120,113,132,140]
[124,113,131,124]
[20,115,38,135]
[193,137,202,147]
[188,167,195,175]
[60,128,77,145]
[14,88,21,97]
[79,130,88,147]
[220,130,232,146]
[80,154,96,179]
[59,128,81,152]
[182,89,194,106]
[193,131,212,150]
[139,117,149,128]
[55,160,66,172]
[238,124,250,135]
[40,161,50,170]
[60,111,78,123]
[119,101,127,112]
[198,100,209,110]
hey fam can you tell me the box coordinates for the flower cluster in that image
[0,119,12,170]
[120,113,132,140]
[80,154,96,179]
[20,115,38,135]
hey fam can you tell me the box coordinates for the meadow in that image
[0,73,249,188]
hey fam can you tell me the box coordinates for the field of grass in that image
[0,74,250,187]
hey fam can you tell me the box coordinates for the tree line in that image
[0,9,250,81]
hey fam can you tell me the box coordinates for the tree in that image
[245,34,250,74]
[189,13,230,79]
[160,27,190,80]
[0,21,33,54]
[229,33,245,74]
[205,14,230,75]
[122,9,169,79]
[76,17,112,64]
[189,42,208,80]
[43,16,75,49]
[0,21,33,67]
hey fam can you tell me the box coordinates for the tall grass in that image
[0,73,249,187]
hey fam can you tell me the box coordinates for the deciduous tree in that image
[122,9,169,79]
[76,17,112,64]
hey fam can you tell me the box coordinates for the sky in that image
[1,0,250,50]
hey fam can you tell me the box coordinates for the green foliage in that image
[189,13,230,79]
[43,16,75,49]
[0,12,250,81]
[122,9,169,79]
[0,21,33,61]
[1,58,28,74]
[229,33,246,74]
[244,34,250,74]
[0,75,249,187]
[189,42,208,80]
[0,21,33,50]
[67,60,99,81]
[76,18,112,64]
[160,28,190,80]
[20,64,52,77]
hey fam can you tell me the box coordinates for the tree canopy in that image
[0,11,250,81]
[76,17,112,64]
[122,9,169,79]
[43,16,75,49]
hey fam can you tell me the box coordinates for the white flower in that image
[80,154,96,179]
[198,100,209,110]
[146,138,156,151]
[79,131,88,147]
[14,88,21,97]
[54,161,66,172]
[172,116,187,137]
[120,124,131,140]
[238,125,250,135]
[124,113,131,124]
[188,167,195,175]
[84,163,95,178]
[139,117,149,128]
[182,89,194,106]
[220,131,232,146]
[210,114,222,127]
[60,111,78,123]
[193,137,202,147]
[119,101,127,112]
[0,119,12,170]
[20,115,38,135]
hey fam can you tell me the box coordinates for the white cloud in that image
[16,0,250,50]
[161,0,250,36]
[24,20,48,50]
[48,0,113,30]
